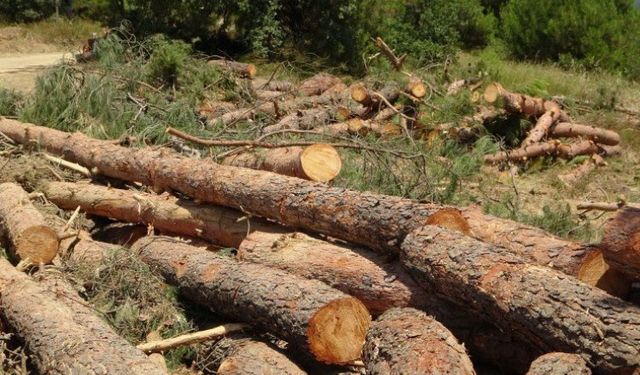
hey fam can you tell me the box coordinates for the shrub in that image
[0,0,55,22]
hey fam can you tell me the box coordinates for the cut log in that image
[252,78,295,92]
[262,108,334,133]
[298,73,343,96]
[484,83,569,120]
[558,155,603,188]
[208,59,257,79]
[484,140,600,164]
[522,109,561,146]
[363,308,476,375]
[0,182,59,264]
[372,106,399,122]
[41,181,283,248]
[405,77,427,99]
[601,207,640,280]
[60,230,121,267]
[526,353,591,375]
[0,259,166,374]
[460,205,631,297]
[198,333,307,375]
[222,144,342,182]
[255,89,287,101]
[198,101,237,119]
[350,84,400,109]
[137,324,248,354]
[374,37,406,71]
[132,236,371,364]
[550,122,620,146]
[577,201,640,212]
[401,225,640,373]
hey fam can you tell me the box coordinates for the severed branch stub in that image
[375,37,406,71]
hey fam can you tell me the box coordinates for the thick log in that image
[558,155,604,188]
[550,122,620,145]
[252,78,295,92]
[401,225,640,373]
[60,230,120,267]
[522,109,561,146]
[132,236,371,364]
[222,145,342,182]
[41,181,282,249]
[0,182,58,264]
[484,83,569,121]
[298,73,343,96]
[198,333,306,375]
[0,259,166,375]
[526,353,591,375]
[208,59,257,79]
[363,308,476,375]
[350,84,400,109]
[601,207,640,279]
[263,108,334,133]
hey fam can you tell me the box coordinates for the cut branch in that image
[137,324,248,354]
[601,207,640,280]
[208,59,257,79]
[374,37,406,71]
[550,122,620,145]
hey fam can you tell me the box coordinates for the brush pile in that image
[0,112,638,374]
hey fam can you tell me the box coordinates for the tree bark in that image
[197,333,306,375]
[601,207,640,280]
[262,108,334,133]
[132,236,371,365]
[207,59,257,79]
[484,83,569,121]
[0,259,166,375]
[252,78,295,92]
[222,144,342,182]
[41,181,283,249]
[0,182,59,264]
[522,109,562,146]
[550,122,620,145]
[298,73,343,96]
[526,353,591,375]
[363,308,476,375]
[484,140,601,164]
[401,225,640,374]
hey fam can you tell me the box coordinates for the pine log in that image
[350,84,400,109]
[263,108,334,133]
[298,73,343,96]
[401,225,640,373]
[363,308,476,375]
[461,206,630,297]
[132,236,371,364]
[0,259,166,374]
[222,144,342,182]
[374,37,406,71]
[198,101,237,119]
[41,181,283,248]
[255,89,287,101]
[0,182,59,264]
[208,59,257,79]
[550,122,620,146]
[484,83,569,121]
[372,106,399,122]
[526,353,591,375]
[484,139,601,164]
[601,207,640,279]
[522,109,562,146]
[198,333,307,375]
[252,78,295,92]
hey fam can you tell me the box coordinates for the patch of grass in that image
[19,17,104,49]
[0,88,23,117]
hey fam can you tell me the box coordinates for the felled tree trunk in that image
[522,109,562,146]
[363,308,476,375]
[0,259,166,375]
[526,353,591,375]
[222,145,342,182]
[59,230,120,267]
[550,122,620,145]
[484,140,600,164]
[197,101,237,120]
[263,108,334,133]
[198,333,306,375]
[484,83,569,121]
[208,59,257,79]
[41,181,282,249]
[404,76,427,99]
[601,207,640,280]
[350,84,400,109]
[252,78,295,92]
[298,73,343,96]
[0,182,59,264]
[401,225,640,374]
[133,236,371,365]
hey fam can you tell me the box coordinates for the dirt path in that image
[0,52,73,93]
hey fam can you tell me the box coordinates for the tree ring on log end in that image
[425,208,472,235]
[578,249,631,298]
[306,297,370,364]
[300,144,342,182]
[15,225,59,264]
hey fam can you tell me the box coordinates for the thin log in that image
[222,144,342,182]
[0,182,59,264]
[197,101,238,119]
[550,122,620,145]
[252,78,295,92]
[484,82,569,121]
[401,225,640,373]
[298,73,343,96]
[255,89,287,101]
[374,37,406,71]
[363,308,476,375]
[42,153,93,177]
[577,201,639,212]
[137,324,248,354]
[262,108,334,133]
[522,109,561,146]
[208,59,257,79]
[0,259,166,374]
[484,140,601,164]
[526,353,591,375]
[132,236,371,364]
[197,333,307,375]
[601,207,640,280]
[350,84,400,108]
[41,181,283,248]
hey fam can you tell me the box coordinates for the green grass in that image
[16,17,104,50]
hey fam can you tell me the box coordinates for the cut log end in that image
[483,82,502,103]
[577,249,631,298]
[15,225,59,264]
[245,64,257,79]
[300,144,342,182]
[351,85,370,105]
[307,297,370,364]
[425,208,472,235]
[601,207,640,279]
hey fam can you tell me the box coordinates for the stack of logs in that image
[0,116,638,375]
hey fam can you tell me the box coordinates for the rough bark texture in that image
[363,308,476,375]
[222,144,342,182]
[208,59,257,79]
[60,230,121,267]
[198,101,237,119]
[484,83,569,121]
[132,236,371,364]
[41,181,283,248]
[0,259,166,375]
[262,108,333,133]
[601,207,640,280]
[522,109,561,146]
[0,182,59,264]
[197,333,306,375]
[485,140,600,163]
[252,78,295,92]
[298,73,343,96]
[550,122,620,146]
[526,353,592,375]
[401,225,640,374]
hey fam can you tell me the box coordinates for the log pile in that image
[0,97,637,374]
